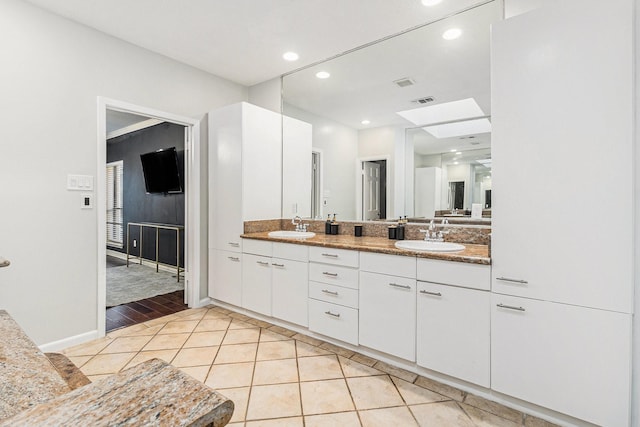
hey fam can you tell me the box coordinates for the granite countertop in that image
[0,310,71,420]
[0,358,234,427]
[241,232,490,265]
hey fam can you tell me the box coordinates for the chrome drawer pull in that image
[389,283,411,290]
[228,242,240,247]
[322,272,338,277]
[257,261,269,266]
[321,289,339,296]
[271,263,285,267]
[497,303,526,312]
[325,310,341,318]
[420,290,442,297]
[496,277,528,284]
[321,253,339,258]
[227,256,240,261]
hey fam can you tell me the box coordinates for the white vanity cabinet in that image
[359,252,416,361]
[416,258,490,387]
[208,250,242,306]
[308,247,359,345]
[242,253,273,316]
[271,243,309,327]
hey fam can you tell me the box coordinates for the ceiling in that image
[23,0,494,87]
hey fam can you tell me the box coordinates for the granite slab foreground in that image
[0,358,234,427]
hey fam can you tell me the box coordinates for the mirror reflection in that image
[282,1,502,222]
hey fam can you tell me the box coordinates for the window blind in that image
[106,160,124,247]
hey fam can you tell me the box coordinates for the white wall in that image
[0,0,246,345]
[284,105,358,220]
[504,0,553,18]
[633,1,640,425]
[249,78,282,113]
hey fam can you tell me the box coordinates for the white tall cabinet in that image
[208,102,282,305]
[282,116,312,218]
[491,2,633,426]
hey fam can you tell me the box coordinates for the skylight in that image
[422,118,491,139]
[396,98,485,126]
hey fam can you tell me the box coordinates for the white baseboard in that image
[106,249,184,275]
[197,297,212,308]
[39,329,99,353]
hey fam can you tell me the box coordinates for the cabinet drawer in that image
[308,299,358,345]
[309,281,358,309]
[242,239,272,257]
[417,258,490,290]
[360,252,416,278]
[309,246,359,267]
[309,263,358,289]
[273,242,309,262]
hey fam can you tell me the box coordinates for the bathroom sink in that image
[268,230,316,239]
[394,240,465,252]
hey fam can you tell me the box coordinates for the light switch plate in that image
[67,174,94,191]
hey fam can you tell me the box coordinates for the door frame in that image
[355,155,390,221]
[96,97,201,336]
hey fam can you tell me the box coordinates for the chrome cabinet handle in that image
[420,290,442,297]
[322,272,338,277]
[497,303,526,312]
[227,256,240,261]
[272,263,285,267]
[321,289,339,296]
[321,253,338,258]
[325,310,341,318]
[389,283,411,290]
[228,242,240,247]
[496,277,528,284]
[257,261,269,266]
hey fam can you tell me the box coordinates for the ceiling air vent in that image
[412,96,435,104]
[393,77,416,88]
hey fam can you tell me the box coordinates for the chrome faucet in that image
[419,219,450,242]
[292,216,309,232]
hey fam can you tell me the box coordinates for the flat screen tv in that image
[140,147,183,194]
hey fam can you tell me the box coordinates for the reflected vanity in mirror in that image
[282,0,502,223]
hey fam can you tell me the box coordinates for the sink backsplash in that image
[244,219,490,245]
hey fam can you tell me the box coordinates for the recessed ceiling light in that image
[456,151,462,155]
[450,149,457,152]
[361,120,371,125]
[422,0,442,5]
[316,71,331,79]
[442,28,462,40]
[454,161,459,165]
[283,52,299,61]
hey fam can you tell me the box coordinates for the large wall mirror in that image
[282,0,502,222]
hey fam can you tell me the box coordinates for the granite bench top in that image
[0,358,234,426]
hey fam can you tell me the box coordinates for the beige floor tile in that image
[67,355,92,368]
[409,401,475,427]
[194,318,232,332]
[292,333,325,347]
[226,424,245,427]
[229,320,258,330]
[106,323,149,338]
[463,394,523,424]
[296,341,332,358]
[124,349,179,370]
[253,359,299,385]
[172,346,218,367]
[391,377,449,405]
[229,312,252,321]
[414,376,466,402]
[347,375,404,410]
[142,333,190,351]
[157,320,199,334]
[244,417,303,427]
[245,318,273,329]
[223,328,261,345]
[524,415,560,427]
[460,403,522,427]
[215,343,258,364]
[298,355,344,382]
[63,338,112,356]
[256,340,297,361]
[372,361,417,383]
[349,353,377,367]
[86,374,112,383]
[300,379,355,415]
[176,311,208,321]
[179,365,211,382]
[319,342,355,358]
[358,406,418,427]
[117,323,165,337]
[305,411,362,427]
[80,352,136,376]
[203,309,232,319]
[267,325,296,337]
[206,362,255,389]
[217,387,250,423]
[184,331,226,348]
[259,330,291,342]
[100,335,153,354]
[246,383,302,420]
[339,356,383,377]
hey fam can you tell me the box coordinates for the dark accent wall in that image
[107,122,185,267]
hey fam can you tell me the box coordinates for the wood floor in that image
[105,290,188,332]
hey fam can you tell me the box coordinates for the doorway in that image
[311,151,322,219]
[360,159,387,221]
[97,97,201,336]
[449,181,465,210]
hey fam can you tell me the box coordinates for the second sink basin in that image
[395,240,465,252]
[268,230,316,239]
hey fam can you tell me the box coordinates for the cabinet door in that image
[272,258,308,327]
[209,249,242,306]
[359,271,416,361]
[491,294,631,427]
[242,254,272,316]
[417,282,489,387]
[491,1,633,313]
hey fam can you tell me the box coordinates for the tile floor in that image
[62,306,557,427]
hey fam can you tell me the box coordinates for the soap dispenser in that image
[325,214,332,234]
[396,217,405,240]
[330,214,340,235]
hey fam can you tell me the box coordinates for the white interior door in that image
[363,161,380,220]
